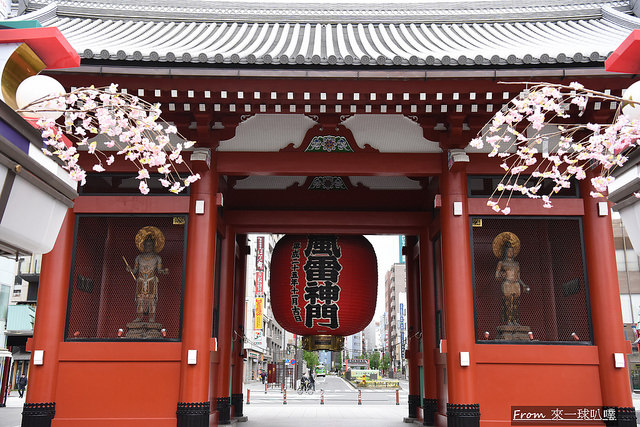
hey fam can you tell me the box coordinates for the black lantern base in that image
[302,335,344,351]
[446,403,480,427]
[216,397,231,424]
[423,398,438,426]
[21,402,55,427]
[604,407,637,427]
[176,402,209,427]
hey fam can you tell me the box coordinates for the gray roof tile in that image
[11,1,639,67]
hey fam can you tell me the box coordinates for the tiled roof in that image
[13,1,640,67]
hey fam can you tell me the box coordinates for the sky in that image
[365,234,403,322]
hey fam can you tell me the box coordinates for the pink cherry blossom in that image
[471,81,639,213]
[17,85,201,194]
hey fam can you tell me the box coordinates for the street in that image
[243,375,411,426]
[245,375,408,406]
[3,380,640,426]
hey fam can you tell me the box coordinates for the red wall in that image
[52,342,181,427]
[474,345,601,425]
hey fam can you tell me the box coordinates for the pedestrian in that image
[260,370,266,384]
[308,368,315,391]
[17,374,27,398]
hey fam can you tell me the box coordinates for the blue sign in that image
[285,358,290,364]
[290,359,296,365]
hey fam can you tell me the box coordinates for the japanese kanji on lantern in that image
[270,234,377,351]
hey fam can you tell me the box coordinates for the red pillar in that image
[405,236,422,420]
[440,162,480,424]
[22,209,75,422]
[231,234,247,419]
[177,165,218,426]
[419,227,439,426]
[211,225,236,424]
[580,174,635,424]
[0,355,10,406]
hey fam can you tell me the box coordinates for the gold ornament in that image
[135,226,165,253]
[492,232,520,258]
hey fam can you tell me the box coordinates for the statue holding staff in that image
[124,226,168,323]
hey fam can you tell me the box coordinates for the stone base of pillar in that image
[21,402,55,427]
[446,403,480,427]
[176,402,209,427]
[407,394,421,419]
[216,397,231,425]
[604,407,637,427]
[423,398,438,426]
[231,393,243,418]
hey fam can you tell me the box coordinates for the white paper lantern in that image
[15,74,66,120]
[622,80,640,121]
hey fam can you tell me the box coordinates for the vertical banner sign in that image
[256,236,265,295]
[256,236,265,271]
[399,235,406,264]
[399,303,405,358]
[256,270,264,295]
[255,297,264,330]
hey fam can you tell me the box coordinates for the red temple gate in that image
[12,2,638,427]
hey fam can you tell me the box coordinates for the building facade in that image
[243,234,285,381]
[385,263,407,377]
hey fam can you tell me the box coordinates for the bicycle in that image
[297,378,314,394]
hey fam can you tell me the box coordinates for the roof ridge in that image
[24,0,632,24]
[602,3,640,28]
[8,2,57,24]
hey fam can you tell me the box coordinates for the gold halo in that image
[492,232,520,258]
[135,226,165,253]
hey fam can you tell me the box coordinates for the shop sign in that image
[255,297,263,330]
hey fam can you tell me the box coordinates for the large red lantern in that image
[270,234,377,351]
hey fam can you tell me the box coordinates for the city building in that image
[243,234,285,381]
[318,350,331,370]
[0,255,16,404]
[344,331,363,359]
[363,320,379,354]
[385,263,407,377]
[3,255,39,397]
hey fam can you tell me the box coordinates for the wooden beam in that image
[73,196,190,213]
[467,198,584,216]
[223,210,430,234]
[224,188,431,211]
[216,152,442,176]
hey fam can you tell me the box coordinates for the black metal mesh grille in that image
[472,217,591,343]
[66,215,186,340]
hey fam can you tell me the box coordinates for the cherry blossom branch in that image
[17,84,201,194]
[469,81,640,214]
